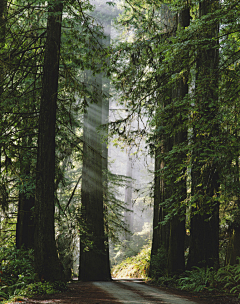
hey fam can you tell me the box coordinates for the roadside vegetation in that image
[0,246,67,303]
[113,247,240,299]
[112,244,151,279]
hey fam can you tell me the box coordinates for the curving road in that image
[93,279,198,304]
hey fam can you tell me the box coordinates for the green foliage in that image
[0,247,35,301]
[177,267,216,292]
[0,247,35,285]
[110,0,240,223]
[155,275,178,288]
[215,261,240,298]
[19,281,67,297]
[56,224,75,280]
[110,222,152,266]
[111,244,150,278]
[177,262,240,298]
[150,246,168,278]
[0,247,67,302]
[0,0,114,278]
[104,172,134,244]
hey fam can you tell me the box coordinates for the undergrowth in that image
[112,245,240,299]
[0,246,67,303]
[111,244,150,278]
[177,267,216,292]
[177,262,240,298]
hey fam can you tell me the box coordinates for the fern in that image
[177,261,240,298]
[177,267,216,292]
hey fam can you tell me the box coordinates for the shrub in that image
[19,281,67,296]
[216,260,240,298]
[177,266,216,292]
[0,246,67,303]
[0,247,35,302]
[149,246,167,279]
[112,244,151,278]
[177,262,240,298]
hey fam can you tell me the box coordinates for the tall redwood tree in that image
[34,0,64,281]
[187,0,220,270]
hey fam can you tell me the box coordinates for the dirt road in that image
[22,279,239,304]
[94,279,198,303]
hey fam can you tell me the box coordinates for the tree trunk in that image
[149,130,171,277]
[225,226,240,265]
[16,194,34,249]
[150,5,190,277]
[149,146,167,277]
[151,148,161,259]
[149,4,176,278]
[79,67,111,281]
[34,0,64,282]
[16,139,34,249]
[187,0,220,270]
[167,6,190,275]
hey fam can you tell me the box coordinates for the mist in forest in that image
[69,0,155,274]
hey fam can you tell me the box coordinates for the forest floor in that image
[12,279,239,304]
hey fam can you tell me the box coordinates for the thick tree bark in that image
[150,6,190,277]
[16,194,34,249]
[34,1,64,282]
[150,5,176,277]
[187,0,220,270]
[79,68,111,281]
[16,142,34,249]
[225,226,240,265]
[151,148,161,259]
[149,146,168,277]
[167,7,190,275]
[167,127,187,274]
[149,127,171,277]
[16,134,35,249]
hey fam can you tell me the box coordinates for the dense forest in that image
[1,0,240,302]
